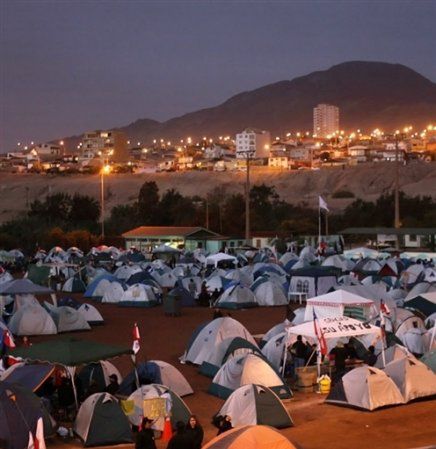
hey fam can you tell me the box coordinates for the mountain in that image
[65,61,436,147]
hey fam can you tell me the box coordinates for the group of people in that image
[136,414,235,449]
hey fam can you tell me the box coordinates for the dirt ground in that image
[28,295,436,449]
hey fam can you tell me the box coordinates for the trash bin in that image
[163,294,181,316]
[318,375,331,394]
[296,366,318,391]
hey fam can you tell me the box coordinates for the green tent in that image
[11,338,132,366]
[27,264,51,286]
[421,350,436,373]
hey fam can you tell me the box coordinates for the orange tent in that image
[202,425,297,449]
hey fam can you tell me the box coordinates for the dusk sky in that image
[1,0,435,151]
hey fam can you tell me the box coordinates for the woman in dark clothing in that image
[217,415,233,435]
[167,421,190,449]
[136,418,156,449]
[185,415,203,449]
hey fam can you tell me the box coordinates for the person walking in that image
[185,415,203,449]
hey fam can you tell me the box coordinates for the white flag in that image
[319,196,329,212]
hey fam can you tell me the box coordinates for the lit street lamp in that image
[100,164,111,240]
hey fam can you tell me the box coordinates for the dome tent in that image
[8,304,57,336]
[127,384,191,431]
[215,384,293,428]
[203,425,298,449]
[209,353,292,399]
[118,360,193,397]
[383,356,436,403]
[326,366,404,411]
[78,360,122,393]
[180,317,256,366]
[74,393,132,446]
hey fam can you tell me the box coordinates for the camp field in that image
[35,297,436,449]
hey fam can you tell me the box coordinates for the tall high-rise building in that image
[313,104,340,138]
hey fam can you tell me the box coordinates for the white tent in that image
[384,356,436,402]
[8,304,57,336]
[45,303,91,333]
[180,317,256,365]
[216,384,293,428]
[119,283,157,307]
[101,281,125,304]
[399,328,427,355]
[114,265,142,281]
[77,303,104,325]
[206,253,238,268]
[127,384,191,431]
[74,393,132,445]
[374,344,410,369]
[304,289,375,321]
[215,284,258,309]
[210,353,291,399]
[149,360,193,397]
[252,280,288,307]
[326,366,404,410]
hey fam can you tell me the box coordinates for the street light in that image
[100,164,111,240]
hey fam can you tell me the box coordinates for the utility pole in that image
[205,196,209,229]
[394,134,401,250]
[245,152,252,244]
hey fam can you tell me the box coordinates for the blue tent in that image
[118,362,162,395]
[1,363,54,392]
[84,274,118,298]
[169,285,196,307]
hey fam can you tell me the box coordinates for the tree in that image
[69,194,100,224]
[138,181,160,224]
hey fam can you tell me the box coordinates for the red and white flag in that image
[380,300,390,316]
[132,323,140,355]
[379,300,389,345]
[313,311,327,356]
[3,330,15,349]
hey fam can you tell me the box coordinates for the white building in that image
[32,143,61,156]
[81,130,128,162]
[235,129,270,159]
[313,104,339,138]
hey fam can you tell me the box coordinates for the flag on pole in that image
[379,300,390,346]
[380,300,390,316]
[2,330,15,349]
[319,196,329,212]
[132,323,140,354]
[313,311,328,356]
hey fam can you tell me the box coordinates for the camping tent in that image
[8,304,57,336]
[118,360,193,397]
[118,283,158,307]
[101,281,125,304]
[78,360,122,392]
[404,292,436,317]
[0,382,46,449]
[384,356,436,402]
[251,278,288,307]
[421,350,436,373]
[0,363,55,392]
[202,425,298,449]
[304,289,375,322]
[215,284,258,309]
[374,344,410,369]
[209,353,292,399]
[180,317,256,365]
[215,384,293,428]
[74,393,132,446]
[126,384,191,431]
[326,366,404,410]
[77,303,104,325]
[199,337,262,377]
[44,303,91,333]
[288,267,340,299]
[206,253,238,268]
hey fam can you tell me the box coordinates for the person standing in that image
[185,415,203,449]
[217,415,233,435]
[136,418,156,449]
[166,421,190,449]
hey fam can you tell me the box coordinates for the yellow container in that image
[318,375,331,394]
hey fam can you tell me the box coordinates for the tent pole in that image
[429,325,436,352]
[281,343,288,377]
[66,366,79,410]
[131,354,140,389]
[318,206,321,246]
